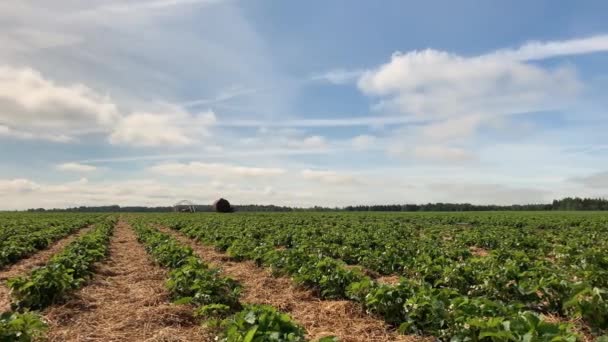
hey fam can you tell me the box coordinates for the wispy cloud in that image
[310,69,365,84]
[488,34,608,61]
[182,86,260,108]
[56,162,97,173]
[217,115,427,128]
[82,0,224,14]
[149,161,286,178]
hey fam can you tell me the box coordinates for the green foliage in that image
[220,305,306,342]
[141,211,608,340]
[0,213,99,267]
[293,256,365,299]
[195,304,233,319]
[131,222,242,313]
[167,258,241,309]
[564,286,608,332]
[0,311,46,342]
[7,218,115,310]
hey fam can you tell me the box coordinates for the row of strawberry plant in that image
[129,220,315,341]
[157,216,591,341]
[0,213,100,268]
[0,216,116,340]
[7,217,116,311]
[157,213,608,331]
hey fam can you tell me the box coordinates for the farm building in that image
[174,200,196,213]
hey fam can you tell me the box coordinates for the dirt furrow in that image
[156,225,426,342]
[0,225,94,312]
[43,221,209,342]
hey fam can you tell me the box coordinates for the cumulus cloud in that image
[301,169,360,185]
[0,124,74,142]
[354,36,608,161]
[358,49,579,122]
[351,134,377,150]
[56,162,97,172]
[0,179,40,194]
[0,65,217,146]
[149,161,286,178]
[0,66,120,139]
[300,135,327,149]
[110,112,192,147]
[109,108,216,147]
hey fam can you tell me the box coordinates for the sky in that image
[1,0,608,209]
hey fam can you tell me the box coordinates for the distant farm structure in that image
[173,199,234,213]
[174,200,196,213]
[213,198,234,213]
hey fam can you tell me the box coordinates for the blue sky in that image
[1,0,608,209]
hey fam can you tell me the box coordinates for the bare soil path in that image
[0,225,94,312]
[156,225,427,342]
[43,221,210,342]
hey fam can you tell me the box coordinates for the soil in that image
[376,275,402,286]
[469,246,490,257]
[0,225,94,312]
[156,225,429,342]
[43,221,209,342]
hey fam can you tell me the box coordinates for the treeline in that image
[345,198,608,211]
[24,197,608,212]
[551,197,608,210]
[342,203,553,211]
[26,204,297,213]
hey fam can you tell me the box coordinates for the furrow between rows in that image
[155,225,423,342]
[0,225,95,312]
[43,220,207,341]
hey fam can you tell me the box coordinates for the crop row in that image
[152,212,608,341]
[128,219,328,341]
[0,216,116,341]
[7,216,116,311]
[0,213,101,268]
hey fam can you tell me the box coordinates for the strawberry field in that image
[0,211,606,341]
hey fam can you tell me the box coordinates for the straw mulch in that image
[0,225,94,312]
[157,226,429,342]
[43,221,211,342]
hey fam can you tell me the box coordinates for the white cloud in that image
[413,145,475,162]
[358,49,579,121]
[0,124,74,142]
[182,85,259,108]
[286,135,328,150]
[301,169,360,185]
[218,116,421,128]
[421,115,482,141]
[84,0,222,14]
[110,112,192,147]
[311,69,364,84]
[355,35,608,161]
[109,108,215,147]
[56,162,97,172]
[351,134,377,150]
[489,34,608,61]
[0,179,40,194]
[149,161,286,178]
[0,66,121,139]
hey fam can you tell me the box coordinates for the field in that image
[0,212,606,341]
